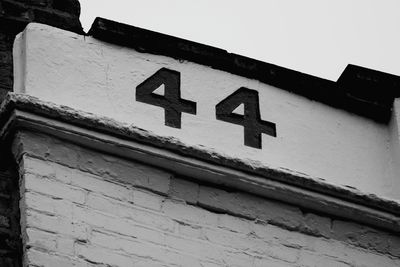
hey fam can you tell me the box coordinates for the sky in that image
[79,0,400,81]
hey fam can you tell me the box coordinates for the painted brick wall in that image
[12,131,400,267]
[0,2,82,264]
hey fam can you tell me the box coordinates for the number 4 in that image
[136,68,197,128]
[216,87,276,149]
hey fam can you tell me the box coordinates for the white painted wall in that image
[388,99,400,198]
[17,136,400,267]
[13,23,400,200]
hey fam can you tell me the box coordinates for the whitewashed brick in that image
[297,252,351,267]
[202,227,254,251]
[177,221,204,239]
[23,156,56,178]
[130,207,176,233]
[25,228,57,252]
[223,251,255,267]
[90,230,202,267]
[23,191,73,217]
[198,185,303,230]
[253,257,292,267]
[75,243,134,266]
[90,230,163,259]
[254,222,312,250]
[85,193,175,233]
[162,199,219,226]
[57,237,75,256]
[27,248,88,267]
[26,209,87,240]
[165,234,227,262]
[169,177,199,204]
[59,164,134,202]
[263,243,300,263]
[198,261,222,267]
[25,228,75,257]
[23,173,86,204]
[24,156,135,203]
[218,214,252,234]
[132,260,169,267]
[21,133,171,195]
[133,189,164,211]
[18,137,400,267]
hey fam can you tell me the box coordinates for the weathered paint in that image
[14,132,400,267]
[388,99,400,198]
[13,23,399,200]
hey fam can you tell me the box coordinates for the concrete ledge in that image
[89,17,400,122]
[1,93,400,233]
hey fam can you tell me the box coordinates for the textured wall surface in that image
[13,23,400,200]
[12,130,400,267]
[3,2,400,266]
[0,1,83,266]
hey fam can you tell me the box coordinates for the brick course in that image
[12,131,400,266]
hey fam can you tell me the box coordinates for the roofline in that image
[88,17,400,123]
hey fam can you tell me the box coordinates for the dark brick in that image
[0,214,10,228]
[29,0,50,7]
[0,233,17,250]
[1,0,33,20]
[32,7,81,33]
[0,69,12,90]
[0,179,11,194]
[52,0,80,16]
[0,147,21,266]
[0,51,11,63]
[0,32,14,48]
[12,0,50,6]
[0,89,8,100]
[0,257,17,267]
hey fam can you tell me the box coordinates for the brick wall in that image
[0,1,82,265]
[12,131,400,267]
[0,0,83,99]
[0,148,21,267]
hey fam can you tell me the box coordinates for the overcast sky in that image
[79,0,400,81]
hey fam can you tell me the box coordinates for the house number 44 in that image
[136,68,276,149]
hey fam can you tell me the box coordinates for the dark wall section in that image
[0,148,21,267]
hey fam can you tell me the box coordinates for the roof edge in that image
[88,17,400,122]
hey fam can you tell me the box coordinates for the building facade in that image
[1,1,400,266]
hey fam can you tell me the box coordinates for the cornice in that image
[88,17,400,122]
[1,93,400,233]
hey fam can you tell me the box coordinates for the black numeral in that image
[216,87,276,149]
[136,68,197,128]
